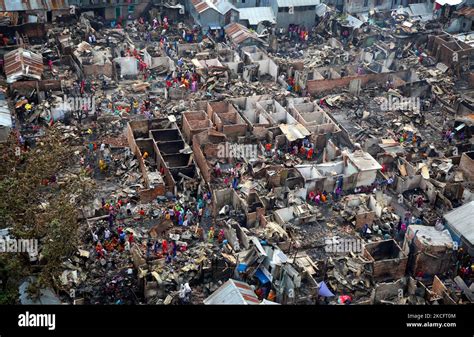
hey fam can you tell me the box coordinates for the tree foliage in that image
[0,126,95,303]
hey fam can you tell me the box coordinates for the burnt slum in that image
[0,1,473,306]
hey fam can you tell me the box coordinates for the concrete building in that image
[345,150,383,187]
[443,201,474,255]
[270,0,320,29]
[0,0,72,25]
[324,0,434,16]
[342,0,391,14]
[182,110,213,144]
[241,46,278,82]
[70,0,150,21]
[402,225,454,278]
[229,0,259,8]
[207,101,248,140]
[363,240,408,282]
[288,100,341,148]
[0,87,12,143]
[238,6,276,28]
[188,0,239,31]
[127,118,196,200]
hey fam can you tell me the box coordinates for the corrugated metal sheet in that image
[4,48,44,84]
[204,279,260,305]
[315,3,329,17]
[346,150,382,171]
[276,0,320,7]
[0,0,68,11]
[215,0,237,14]
[279,123,311,142]
[225,22,264,46]
[444,201,474,246]
[193,0,238,15]
[195,2,210,13]
[234,31,250,44]
[0,94,12,128]
[239,7,275,25]
[44,0,69,10]
[343,15,363,29]
[409,3,433,21]
[435,0,462,5]
[454,32,474,47]
[3,0,45,11]
[225,22,242,35]
[456,6,474,17]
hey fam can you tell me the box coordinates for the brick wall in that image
[307,70,408,95]
[192,138,211,183]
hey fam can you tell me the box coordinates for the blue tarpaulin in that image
[318,281,335,297]
[237,263,248,272]
[255,269,270,284]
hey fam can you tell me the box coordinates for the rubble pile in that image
[1,2,473,307]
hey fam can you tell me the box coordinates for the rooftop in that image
[346,150,383,172]
[444,201,474,246]
[238,7,276,26]
[276,0,320,7]
[4,48,44,84]
[203,279,260,304]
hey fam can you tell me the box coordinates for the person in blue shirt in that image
[119,232,126,245]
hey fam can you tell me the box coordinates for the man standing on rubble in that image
[119,231,126,245]
[307,146,314,160]
[208,227,215,243]
[104,228,111,241]
[416,195,424,208]
[232,175,239,190]
[145,239,152,260]
[92,231,99,243]
[131,99,138,114]
[171,241,177,257]
[153,241,160,255]
[96,242,105,258]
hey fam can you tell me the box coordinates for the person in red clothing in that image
[138,208,145,216]
[162,240,168,255]
[416,196,424,208]
[265,143,272,152]
[128,231,134,244]
[307,147,314,160]
[299,146,306,156]
[96,243,104,258]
